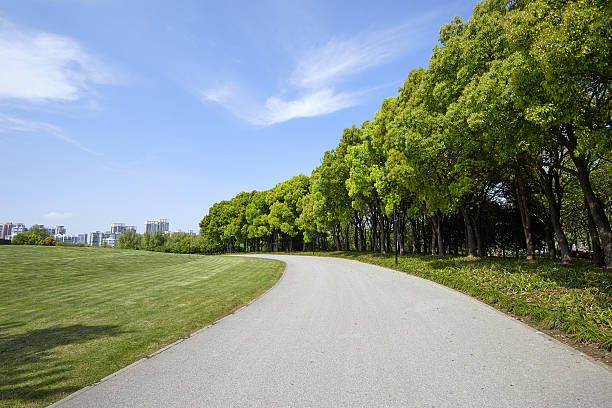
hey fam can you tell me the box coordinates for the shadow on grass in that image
[0,324,125,405]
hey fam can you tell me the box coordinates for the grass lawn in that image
[273,251,612,353]
[0,246,284,408]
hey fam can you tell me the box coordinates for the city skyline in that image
[0,218,188,244]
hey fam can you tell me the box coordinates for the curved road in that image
[53,255,612,407]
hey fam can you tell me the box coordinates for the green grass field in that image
[306,251,612,351]
[0,246,284,408]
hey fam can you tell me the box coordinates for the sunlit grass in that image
[0,246,284,408]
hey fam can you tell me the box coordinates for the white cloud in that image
[291,26,410,89]
[264,89,359,125]
[0,18,112,102]
[202,22,420,126]
[0,113,99,154]
[202,85,359,126]
[43,212,72,219]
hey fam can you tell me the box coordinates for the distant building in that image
[55,226,66,235]
[187,230,195,236]
[89,231,104,246]
[110,223,125,234]
[1,222,13,239]
[55,234,78,243]
[102,236,117,247]
[10,223,27,239]
[110,223,136,238]
[144,219,169,234]
[77,234,88,245]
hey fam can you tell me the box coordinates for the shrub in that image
[42,237,56,246]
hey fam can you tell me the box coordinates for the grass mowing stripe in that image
[0,246,284,408]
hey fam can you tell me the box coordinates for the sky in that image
[1,0,477,235]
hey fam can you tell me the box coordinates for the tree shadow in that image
[0,324,126,405]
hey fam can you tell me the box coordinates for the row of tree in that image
[116,230,208,253]
[200,0,611,267]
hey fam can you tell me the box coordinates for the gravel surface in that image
[52,255,612,407]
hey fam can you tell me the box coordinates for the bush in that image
[42,237,56,246]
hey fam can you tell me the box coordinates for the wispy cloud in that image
[0,113,99,155]
[202,85,360,126]
[202,22,421,126]
[0,18,113,102]
[43,212,72,219]
[291,26,410,89]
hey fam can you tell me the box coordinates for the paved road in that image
[53,255,612,407]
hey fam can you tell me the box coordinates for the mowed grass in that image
[320,252,612,350]
[0,246,284,408]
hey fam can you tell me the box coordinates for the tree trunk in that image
[345,225,350,251]
[515,174,535,261]
[537,167,571,263]
[460,206,477,257]
[585,197,605,267]
[571,154,612,268]
[435,210,445,256]
[421,217,428,255]
[379,213,387,254]
[430,217,437,256]
[544,220,557,260]
[399,215,405,256]
[333,224,341,250]
[410,219,419,254]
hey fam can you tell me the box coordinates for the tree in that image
[117,230,141,250]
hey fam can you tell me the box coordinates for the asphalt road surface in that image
[52,255,612,407]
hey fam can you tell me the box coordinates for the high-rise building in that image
[10,223,27,239]
[89,231,104,246]
[144,219,169,234]
[110,223,125,234]
[125,225,137,233]
[54,226,66,235]
[102,236,117,247]
[1,222,13,239]
[55,234,78,243]
[77,234,88,245]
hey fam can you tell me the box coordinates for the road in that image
[52,255,612,407]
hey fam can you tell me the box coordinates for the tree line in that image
[200,0,611,267]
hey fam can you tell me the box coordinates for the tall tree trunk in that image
[571,154,612,268]
[410,219,419,254]
[585,197,605,267]
[379,213,387,254]
[333,224,341,250]
[421,217,428,255]
[345,225,350,251]
[399,215,405,256]
[435,210,445,256]
[430,216,437,256]
[371,215,378,252]
[544,220,557,259]
[515,173,536,261]
[537,167,571,263]
[460,206,477,257]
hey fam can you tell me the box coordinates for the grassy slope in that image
[0,246,284,408]
[277,251,612,350]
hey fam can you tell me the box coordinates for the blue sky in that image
[1,0,476,235]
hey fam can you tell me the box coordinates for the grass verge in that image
[267,251,612,356]
[0,246,284,408]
